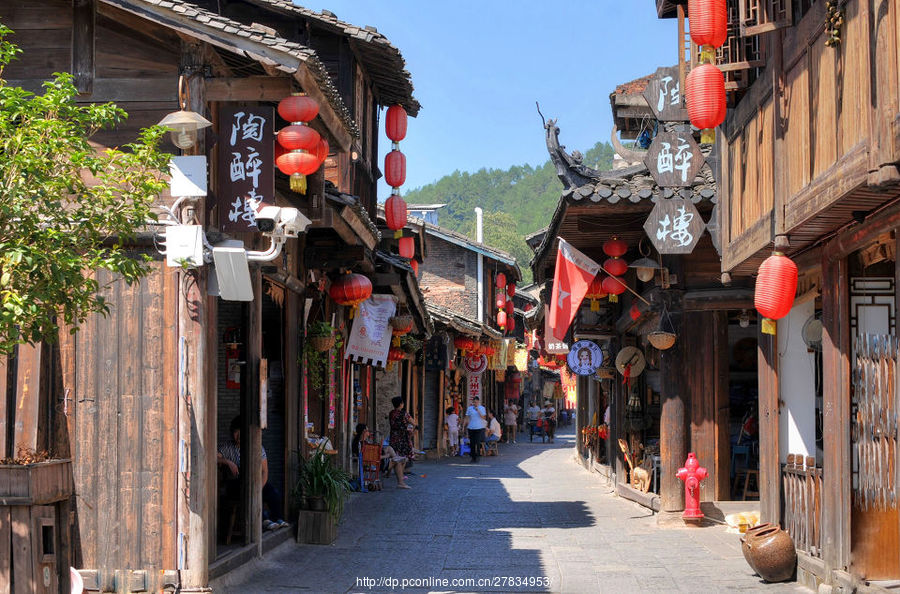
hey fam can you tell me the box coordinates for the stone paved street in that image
[213,427,812,594]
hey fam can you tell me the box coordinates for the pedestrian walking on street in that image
[503,400,519,443]
[444,406,459,456]
[463,396,487,463]
[389,396,417,463]
[542,401,557,443]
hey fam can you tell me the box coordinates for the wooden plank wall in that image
[72,263,179,571]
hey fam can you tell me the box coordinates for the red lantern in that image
[388,347,405,362]
[328,272,373,307]
[315,137,330,163]
[276,152,321,193]
[497,310,507,329]
[410,259,419,276]
[602,275,627,303]
[754,252,798,321]
[384,194,407,231]
[604,257,628,277]
[496,272,507,288]
[278,95,319,123]
[688,0,728,49]
[275,141,286,162]
[398,236,415,259]
[686,63,727,132]
[390,316,414,337]
[507,317,516,332]
[277,125,320,151]
[507,282,516,298]
[602,238,627,258]
[504,300,514,316]
[496,291,506,309]
[585,275,608,311]
[385,105,408,142]
[384,150,407,188]
[630,302,641,321]
[454,336,471,351]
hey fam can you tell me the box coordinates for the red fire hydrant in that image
[676,452,708,520]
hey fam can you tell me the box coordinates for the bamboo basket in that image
[647,331,676,350]
[309,335,336,352]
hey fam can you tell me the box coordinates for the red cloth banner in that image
[548,238,601,341]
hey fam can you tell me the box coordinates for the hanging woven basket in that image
[309,334,336,352]
[647,331,676,350]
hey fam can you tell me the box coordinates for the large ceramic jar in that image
[743,525,797,582]
[740,522,773,572]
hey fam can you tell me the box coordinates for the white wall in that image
[777,299,817,462]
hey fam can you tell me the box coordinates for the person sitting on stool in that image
[484,410,502,454]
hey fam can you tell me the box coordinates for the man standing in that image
[463,396,487,463]
[526,400,541,439]
[503,400,519,444]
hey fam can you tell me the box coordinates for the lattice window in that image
[738,0,793,35]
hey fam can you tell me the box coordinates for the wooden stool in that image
[741,469,759,500]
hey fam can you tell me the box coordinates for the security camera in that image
[278,207,311,237]
[254,205,281,233]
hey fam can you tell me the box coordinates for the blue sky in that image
[300,1,677,196]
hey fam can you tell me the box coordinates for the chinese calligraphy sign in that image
[643,198,706,255]
[642,66,689,122]
[644,131,705,187]
[217,105,274,233]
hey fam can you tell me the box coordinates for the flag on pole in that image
[548,238,601,341]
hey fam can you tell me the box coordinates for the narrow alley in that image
[213,427,808,594]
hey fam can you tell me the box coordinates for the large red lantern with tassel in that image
[602,238,627,258]
[385,105,408,142]
[688,0,728,48]
[278,95,319,122]
[754,252,798,321]
[686,63,727,131]
[496,272,507,288]
[388,347,405,362]
[384,194,407,231]
[277,95,323,194]
[384,150,406,188]
[276,152,321,176]
[585,275,608,312]
[329,272,373,307]
[398,236,415,259]
[497,310,507,329]
[604,257,628,277]
[602,276,627,302]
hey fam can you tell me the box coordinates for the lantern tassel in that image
[590,299,599,312]
[700,45,716,65]
[290,173,308,194]
[701,129,716,144]
[761,318,777,336]
[392,336,400,347]
[608,294,618,303]
[394,230,402,239]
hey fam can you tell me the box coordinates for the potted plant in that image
[302,322,343,394]
[308,320,337,352]
[294,445,351,544]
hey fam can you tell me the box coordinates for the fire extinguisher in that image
[224,327,242,389]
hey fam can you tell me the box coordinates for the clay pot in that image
[740,523,773,572]
[743,525,796,582]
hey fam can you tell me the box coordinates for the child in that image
[445,406,459,456]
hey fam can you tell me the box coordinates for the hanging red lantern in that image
[276,152,321,193]
[688,0,728,49]
[398,236,415,259]
[507,317,516,332]
[388,347,405,362]
[496,291,506,309]
[314,137,330,163]
[507,282,516,298]
[497,310,507,329]
[410,259,419,276]
[384,193,407,232]
[495,272,507,288]
[384,149,407,188]
[630,302,641,321]
[277,125,320,151]
[585,275,608,312]
[275,140,286,162]
[385,105,408,142]
[754,252,798,322]
[604,257,628,277]
[686,63,726,142]
[390,315,414,337]
[278,95,319,123]
[602,275,627,303]
[329,272,373,307]
[454,336,471,352]
[602,237,627,258]
[504,300,514,316]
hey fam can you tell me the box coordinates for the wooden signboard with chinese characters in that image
[643,198,706,255]
[217,105,274,233]
[644,131,705,187]
[642,66,689,122]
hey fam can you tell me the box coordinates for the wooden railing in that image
[782,453,823,558]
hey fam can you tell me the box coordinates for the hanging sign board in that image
[642,66,689,122]
[567,340,604,376]
[464,355,487,406]
[543,305,570,355]
[217,105,274,233]
[643,198,706,255]
[643,131,705,188]
[345,294,396,367]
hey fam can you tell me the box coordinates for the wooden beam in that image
[7,77,176,103]
[683,289,755,311]
[205,76,292,102]
[294,65,354,152]
[340,205,378,250]
[72,0,96,94]
[659,324,686,512]
[722,212,773,273]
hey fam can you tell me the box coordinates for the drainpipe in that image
[475,207,484,323]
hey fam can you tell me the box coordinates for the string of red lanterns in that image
[687,0,728,143]
[601,237,629,303]
[384,105,408,239]
[275,94,329,194]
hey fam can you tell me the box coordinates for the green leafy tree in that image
[0,27,170,353]
[469,210,535,284]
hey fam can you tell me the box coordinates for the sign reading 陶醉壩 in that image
[643,197,706,255]
[642,66,689,122]
[217,105,274,233]
[644,131,705,188]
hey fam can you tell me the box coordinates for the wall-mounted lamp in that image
[158,75,212,150]
[629,257,660,282]
[739,309,750,328]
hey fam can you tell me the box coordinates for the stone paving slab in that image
[211,428,811,594]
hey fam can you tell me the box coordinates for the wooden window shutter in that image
[737,0,792,36]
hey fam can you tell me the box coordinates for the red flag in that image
[548,238,601,341]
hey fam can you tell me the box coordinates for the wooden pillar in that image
[660,315,687,512]
[284,284,299,521]
[757,329,780,524]
[247,271,263,556]
[821,252,851,572]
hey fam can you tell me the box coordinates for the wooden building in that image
[685,0,900,587]
[0,0,421,591]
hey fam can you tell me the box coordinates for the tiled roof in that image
[103,0,359,137]
[325,183,381,241]
[613,73,653,96]
[374,250,433,337]
[240,0,420,115]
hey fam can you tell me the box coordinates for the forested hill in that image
[404,142,615,283]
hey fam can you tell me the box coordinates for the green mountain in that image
[405,141,616,283]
